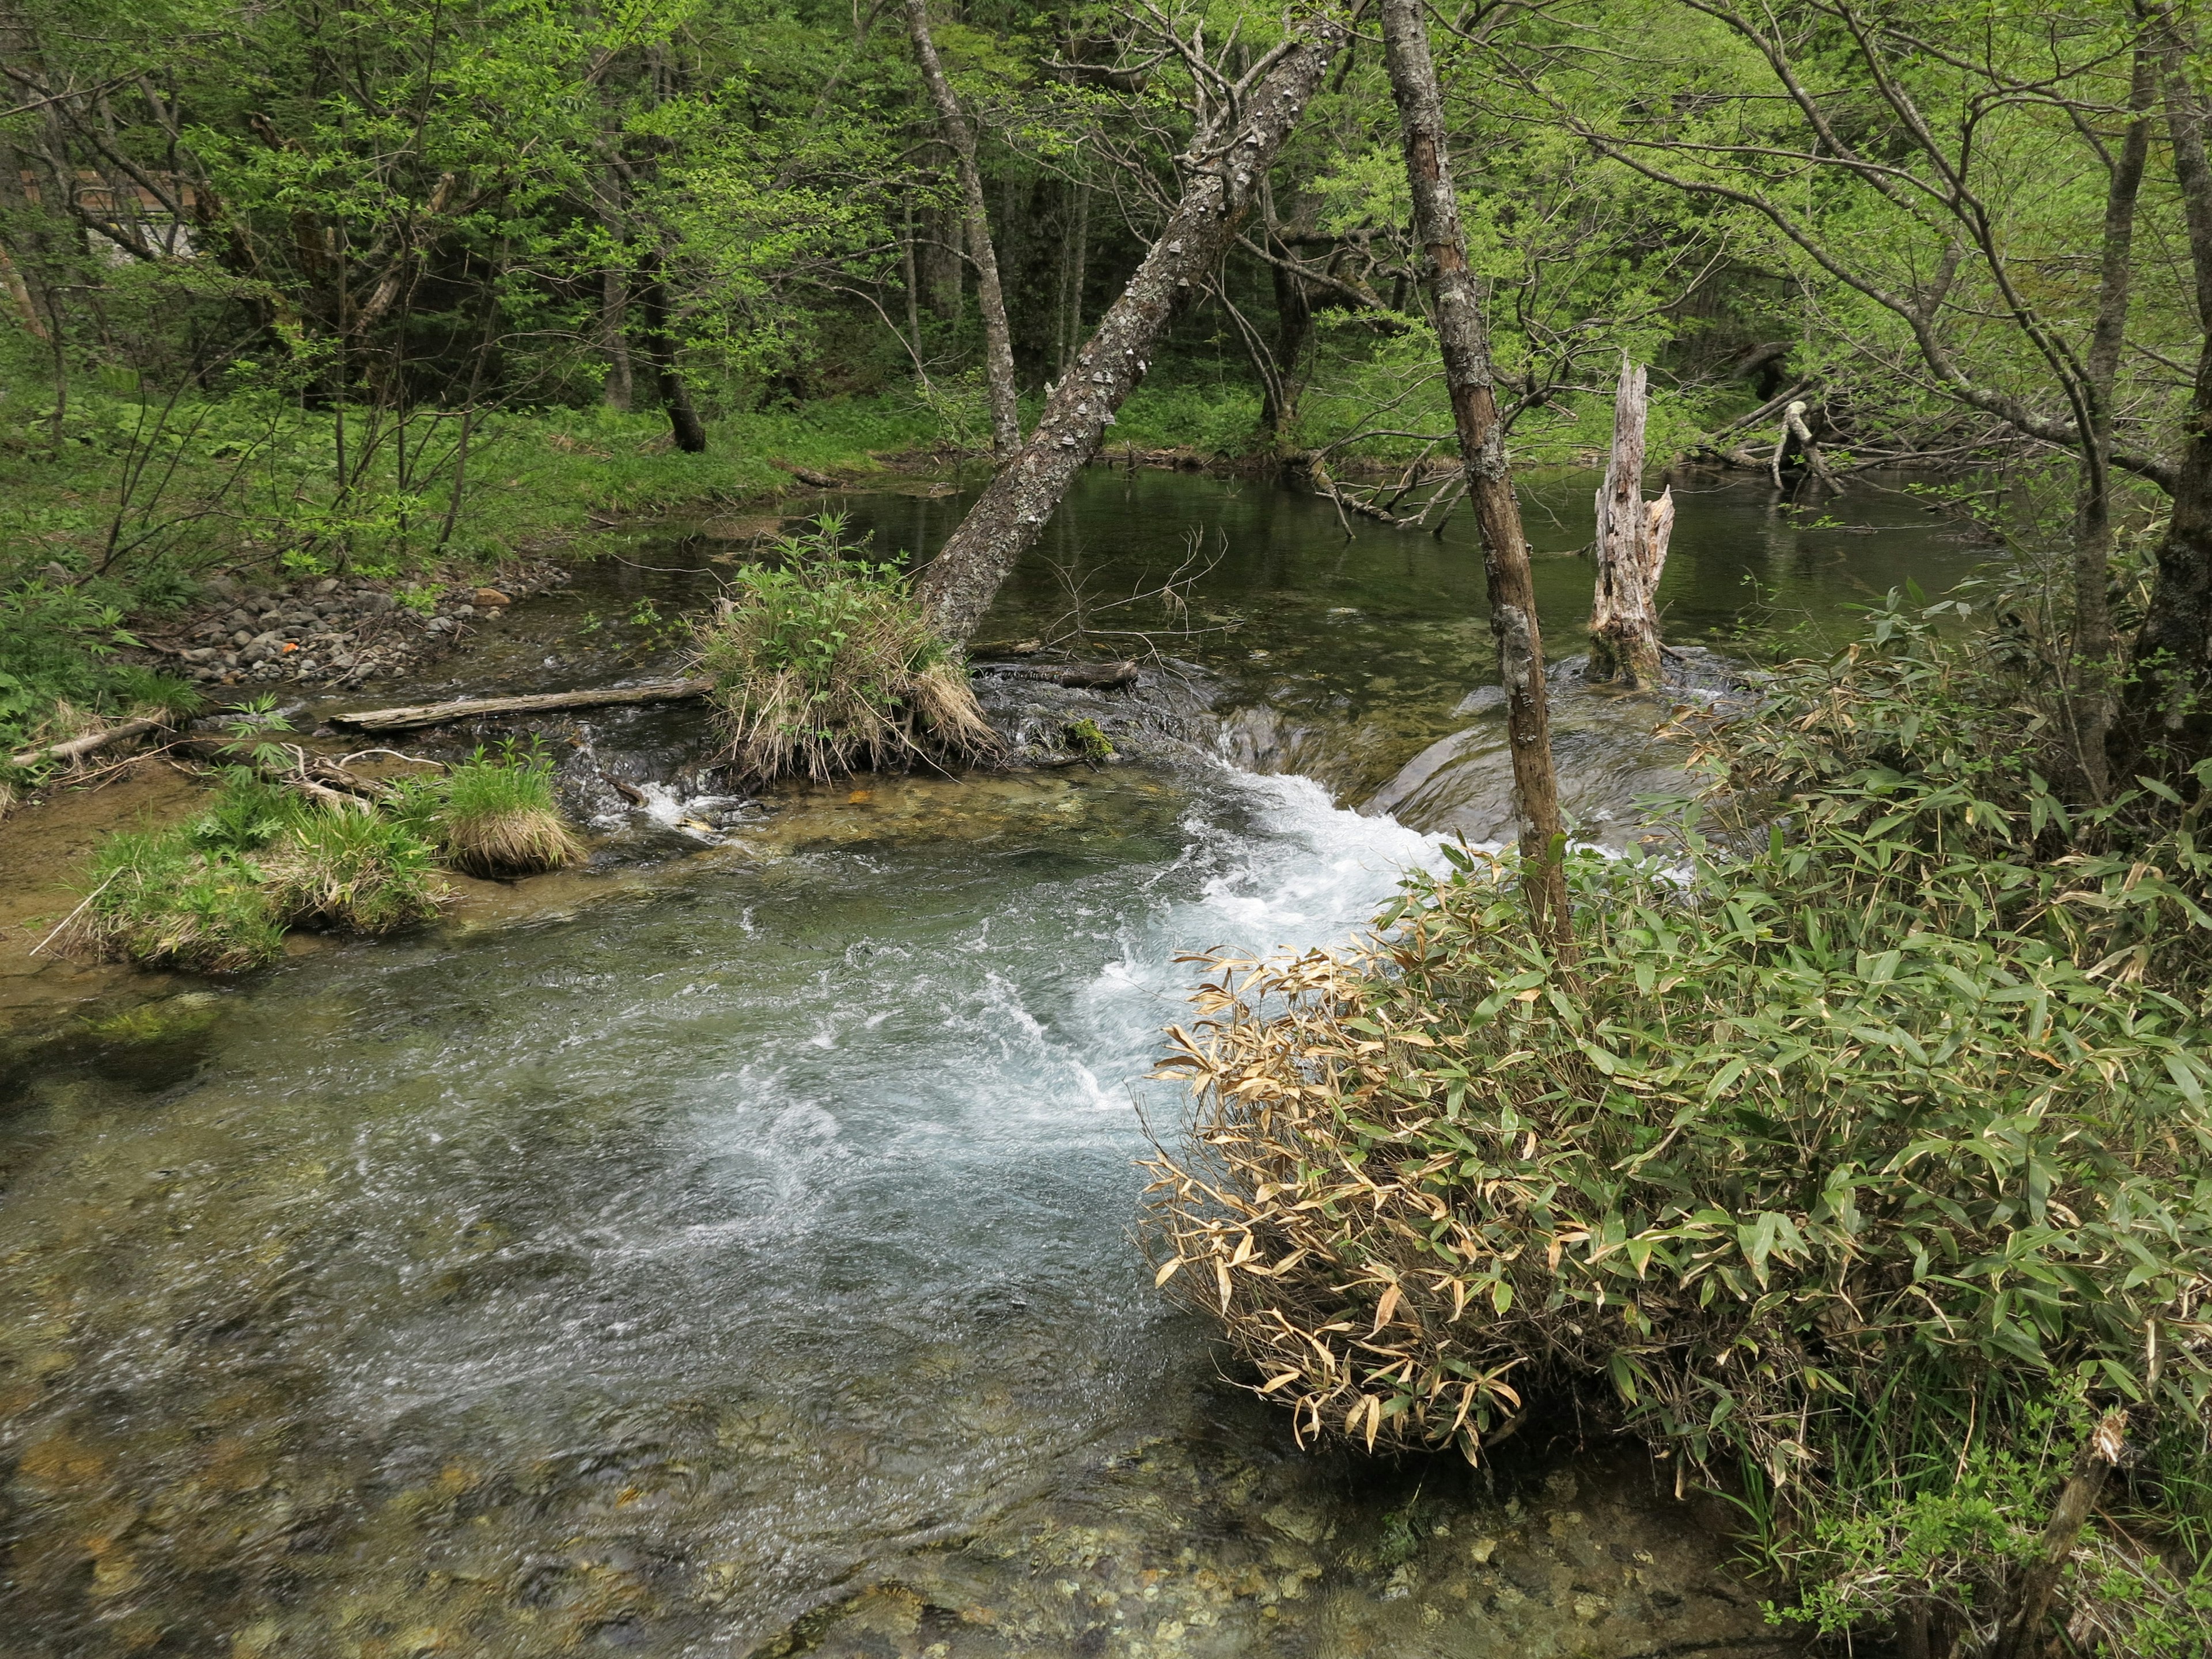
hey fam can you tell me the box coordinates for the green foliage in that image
[693,514,996,782]
[71,768,453,972]
[0,579,196,759]
[1144,593,2212,1652]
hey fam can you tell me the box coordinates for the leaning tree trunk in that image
[1589,357,1676,689]
[905,0,1021,460]
[1378,0,1571,948]
[912,13,1351,642]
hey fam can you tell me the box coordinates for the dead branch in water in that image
[328,679,714,733]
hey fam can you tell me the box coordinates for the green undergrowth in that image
[77,771,445,972]
[0,393,944,772]
[0,581,200,775]
[693,514,996,783]
[71,746,585,973]
[1144,592,2212,1656]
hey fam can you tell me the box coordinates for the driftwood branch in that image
[328,679,714,733]
[9,715,168,771]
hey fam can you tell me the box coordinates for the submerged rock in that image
[1364,649,1748,853]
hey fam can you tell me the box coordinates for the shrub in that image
[1142,592,2212,1654]
[431,744,584,877]
[692,514,996,782]
[0,579,204,755]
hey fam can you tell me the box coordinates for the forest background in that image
[6,0,2205,761]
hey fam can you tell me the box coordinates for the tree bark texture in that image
[2116,24,2212,779]
[1263,251,1312,435]
[905,0,1021,459]
[637,259,707,453]
[911,13,1351,643]
[601,266,633,412]
[2069,44,2156,800]
[1058,180,1090,372]
[1589,358,1675,689]
[1378,0,1571,946]
[1991,1412,2127,1659]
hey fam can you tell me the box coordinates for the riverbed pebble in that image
[123,560,566,692]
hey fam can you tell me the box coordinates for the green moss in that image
[1064,718,1117,763]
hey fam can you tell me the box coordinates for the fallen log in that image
[328,678,714,733]
[9,715,168,771]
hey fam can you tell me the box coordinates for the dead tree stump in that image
[1588,357,1676,689]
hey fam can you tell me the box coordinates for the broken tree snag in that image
[911,12,1351,644]
[905,0,1021,460]
[1768,399,1842,491]
[1588,357,1675,690]
[328,679,714,733]
[1378,0,1571,949]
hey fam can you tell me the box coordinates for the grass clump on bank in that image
[399,743,585,878]
[693,515,995,783]
[1143,594,2212,1656]
[66,745,588,972]
[74,772,448,972]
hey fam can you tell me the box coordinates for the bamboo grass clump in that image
[1142,588,2212,1652]
[430,745,585,877]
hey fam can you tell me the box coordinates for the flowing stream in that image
[0,471,1980,1658]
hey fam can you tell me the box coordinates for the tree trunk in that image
[330,679,714,733]
[1589,357,1675,689]
[911,14,1350,643]
[2115,26,2212,780]
[1060,180,1090,373]
[601,266,633,412]
[2072,46,2155,798]
[1991,1412,2127,1659]
[636,257,707,453]
[1262,252,1312,437]
[904,0,1020,459]
[1378,0,1570,948]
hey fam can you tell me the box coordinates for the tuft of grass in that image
[433,744,585,878]
[77,828,287,972]
[267,805,450,932]
[692,514,997,783]
[68,770,448,971]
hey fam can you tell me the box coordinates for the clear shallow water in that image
[0,470,1974,1657]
